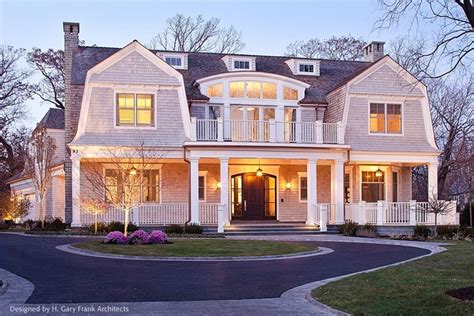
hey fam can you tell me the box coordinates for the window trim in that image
[102,165,162,204]
[198,171,207,202]
[114,92,156,129]
[231,57,253,71]
[359,167,387,203]
[296,60,318,75]
[161,54,186,69]
[391,167,400,202]
[298,172,308,202]
[368,102,404,136]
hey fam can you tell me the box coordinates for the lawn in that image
[313,241,474,315]
[73,239,317,257]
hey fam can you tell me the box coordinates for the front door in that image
[231,173,277,220]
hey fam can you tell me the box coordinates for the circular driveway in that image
[0,234,429,304]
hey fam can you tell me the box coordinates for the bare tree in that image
[426,191,454,237]
[25,128,56,228]
[0,46,31,195]
[79,197,107,234]
[81,143,165,236]
[148,14,244,53]
[285,36,366,60]
[27,48,65,109]
[388,36,427,78]
[376,0,474,79]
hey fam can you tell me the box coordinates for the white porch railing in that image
[340,200,458,226]
[191,117,344,145]
[80,203,220,226]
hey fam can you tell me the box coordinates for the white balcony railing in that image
[191,117,345,144]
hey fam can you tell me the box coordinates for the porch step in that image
[223,224,339,235]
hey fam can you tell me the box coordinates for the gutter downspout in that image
[183,146,191,226]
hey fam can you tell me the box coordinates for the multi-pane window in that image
[228,81,277,100]
[116,94,154,127]
[369,103,402,134]
[300,176,308,201]
[207,83,223,97]
[104,169,160,203]
[246,81,261,98]
[165,57,182,67]
[229,81,245,98]
[361,171,385,202]
[299,64,314,73]
[198,175,205,201]
[262,82,277,99]
[234,60,250,69]
[283,86,299,100]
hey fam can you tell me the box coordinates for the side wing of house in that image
[340,57,437,153]
[71,41,191,149]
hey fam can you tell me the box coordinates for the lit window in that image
[299,64,314,73]
[116,93,154,127]
[262,82,277,99]
[207,84,223,97]
[283,87,298,100]
[300,176,307,201]
[105,169,160,203]
[370,103,401,134]
[361,171,384,202]
[198,175,205,200]
[165,57,182,67]
[229,81,245,98]
[234,60,250,69]
[246,81,261,98]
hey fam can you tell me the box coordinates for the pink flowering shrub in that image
[128,230,150,245]
[147,230,168,244]
[104,231,128,244]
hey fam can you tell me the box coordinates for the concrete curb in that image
[57,243,334,262]
[0,268,34,307]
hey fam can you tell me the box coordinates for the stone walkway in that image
[0,234,445,315]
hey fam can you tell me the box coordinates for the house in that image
[8,108,66,222]
[14,22,459,232]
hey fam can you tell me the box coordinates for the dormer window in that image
[299,64,314,73]
[165,57,182,67]
[234,60,250,70]
[157,52,188,69]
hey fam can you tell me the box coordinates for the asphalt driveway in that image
[0,234,429,304]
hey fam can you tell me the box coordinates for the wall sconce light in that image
[285,182,292,190]
[216,182,221,189]
[375,168,383,178]
[129,166,137,176]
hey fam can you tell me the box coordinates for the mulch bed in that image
[446,287,474,302]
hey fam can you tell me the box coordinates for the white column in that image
[307,158,317,225]
[276,105,285,143]
[220,158,230,225]
[334,159,345,224]
[190,117,197,141]
[190,157,200,224]
[428,162,438,199]
[71,153,81,227]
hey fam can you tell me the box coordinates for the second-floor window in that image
[165,57,182,67]
[116,93,154,127]
[299,64,314,73]
[369,103,402,134]
[234,60,250,69]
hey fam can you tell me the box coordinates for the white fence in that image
[192,118,343,144]
[80,203,219,226]
[340,200,458,226]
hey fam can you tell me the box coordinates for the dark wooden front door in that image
[231,173,277,220]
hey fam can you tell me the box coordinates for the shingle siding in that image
[325,86,346,123]
[345,97,435,152]
[90,51,180,85]
[73,87,186,147]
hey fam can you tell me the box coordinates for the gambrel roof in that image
[71,46,372,105]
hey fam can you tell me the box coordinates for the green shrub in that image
[107,221,138,233]
[414,225,431,238]
[339,220,357,236]
[45,218,68,231]
[357,223,377,237]
[436,225,460,237]
[165,224,184,234]
[184,223,203,234]
[88,222,109,234]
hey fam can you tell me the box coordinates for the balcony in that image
[190,118,345,144]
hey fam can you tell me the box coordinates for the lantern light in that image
[256,159,263,176]
[375,168,383,178]
[285,182,292,189]
[216,182,222,189]
[130,166,137,176]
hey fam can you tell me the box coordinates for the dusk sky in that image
[0,0,435,127]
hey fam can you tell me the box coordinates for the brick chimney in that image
[63,22,80,224]
[363,41,385,62]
